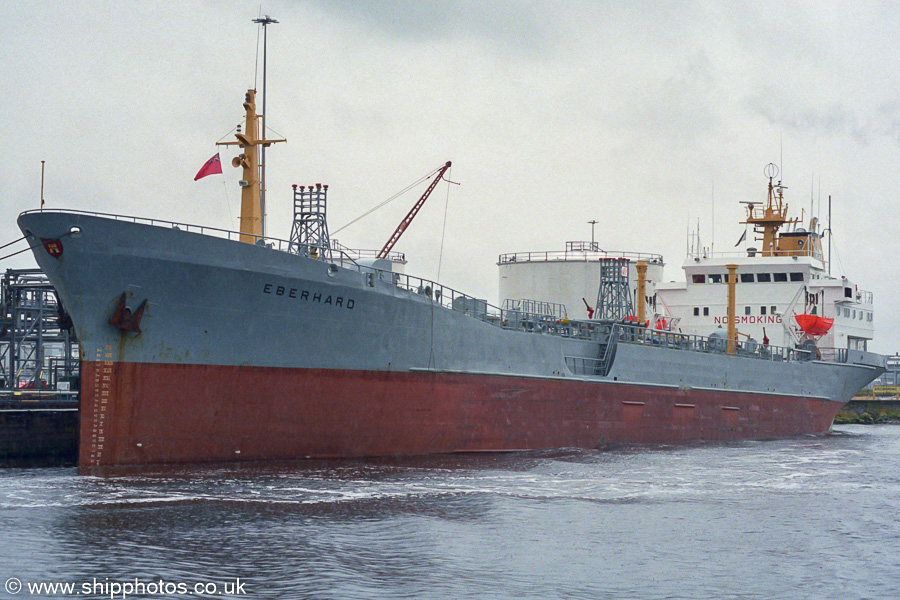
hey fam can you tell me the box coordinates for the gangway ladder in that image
[593,322,620,377]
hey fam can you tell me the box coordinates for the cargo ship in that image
[17,55,884,474]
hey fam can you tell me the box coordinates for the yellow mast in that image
[741,163,797,257]
[217,89,285,244]
[726,263,738,355]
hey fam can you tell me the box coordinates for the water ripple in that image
[1,425,899,599]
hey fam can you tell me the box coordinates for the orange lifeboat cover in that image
[794,313,834,336]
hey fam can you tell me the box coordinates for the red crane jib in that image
[377,161,452,259]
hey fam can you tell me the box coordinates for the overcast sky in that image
[2,0,899,352]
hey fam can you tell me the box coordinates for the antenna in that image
[817,176,821,230]
[40,160,45,210]
[827,195,832,276]
[809,173,815,227]
[710,180,715,254]
[697,217,701,256]
[588,219,598,250]
[779,132,783,184]
[253,14,278,237]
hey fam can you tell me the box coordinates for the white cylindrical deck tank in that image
[498,242,665,320]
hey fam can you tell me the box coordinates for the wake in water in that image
[1,426,898,599]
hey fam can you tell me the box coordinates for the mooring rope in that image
[0,230,78,262]
[0,239,44,262]
[0,235,27,252]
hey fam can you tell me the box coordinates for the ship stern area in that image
[831,349,886,400]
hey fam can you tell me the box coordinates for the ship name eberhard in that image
[262,283,355,309]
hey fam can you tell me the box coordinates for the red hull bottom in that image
[79,361,842,472]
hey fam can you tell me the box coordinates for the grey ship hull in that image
[17,210,885,469]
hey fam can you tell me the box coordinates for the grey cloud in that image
[310,0,552,53]
[745,95,878,143]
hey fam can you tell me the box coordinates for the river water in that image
[1,425,898,600]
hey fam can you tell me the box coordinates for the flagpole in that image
[40,160,45,210]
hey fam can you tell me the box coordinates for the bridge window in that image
[773,273,788,282]
[692,274,705,283]
[790,272,804,282]
[757,273,771,282]
[740,273,754,283]
[709,274,722,284]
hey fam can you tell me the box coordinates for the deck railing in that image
[330,239,405,263]
[369,269,605,340]
[369,270,850,368]
[597,323,846,365]
[24,209,372,270]
[686,248,823,260]
[498,242,663,265]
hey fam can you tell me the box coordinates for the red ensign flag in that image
[194,153,223,181]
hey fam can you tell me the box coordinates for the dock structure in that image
[0,268,79,462]
[873,354,900,387]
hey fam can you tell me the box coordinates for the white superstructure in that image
[656,251,873,350]
[656,165,873,350]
